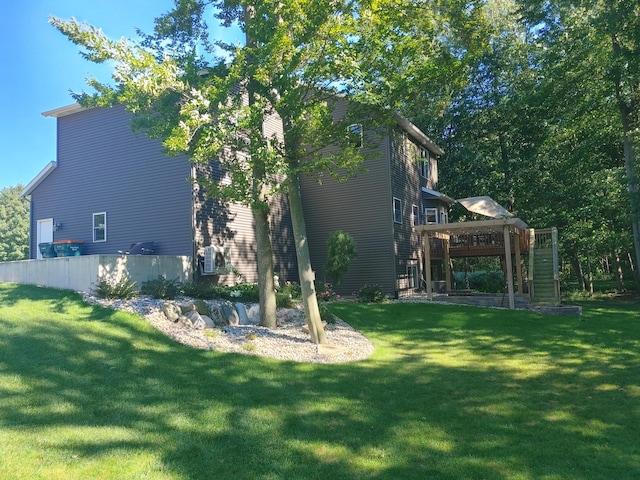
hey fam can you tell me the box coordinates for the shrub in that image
[315,280,337,302]
[280,281,302,300]
[276,292,295,308]
[323,230,358,286]
[140,276,181,299]
[355,284,387,303]
[318,302,336,324]
[94,274,138,300]
[453,270,505,293]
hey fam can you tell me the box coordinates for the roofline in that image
[42,103,87,118]
[421,187,456,205]
[392,112,445,156]
[21,161,57,197]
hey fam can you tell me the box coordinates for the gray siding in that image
[29,105,193,259]
[300,132,396,296]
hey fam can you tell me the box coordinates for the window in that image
[420,148,430,178]
[348,123,363,148]
[425,207,438,224]
[93,212,107,242]
[412,204,420,226]
[393,197,403,224]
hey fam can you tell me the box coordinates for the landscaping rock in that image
[178,301,196,314]
[201,315,216,329]
[220,301,239,326]
[162,302,182,322]
[235,302,255,325]
[247,304,260,324]
[194,299,211,316]
[184,310,206,330]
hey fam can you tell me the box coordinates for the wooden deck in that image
[428,232,530,259]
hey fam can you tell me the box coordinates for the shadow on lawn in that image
[1,284,639,479]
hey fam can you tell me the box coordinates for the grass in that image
[1,283,639,479]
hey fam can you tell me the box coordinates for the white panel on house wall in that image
[36,218,54,259]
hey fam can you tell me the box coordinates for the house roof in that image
[392,112,445,156]
[42,103,86,118]
[21,161,57,197]
[422,187,456,205]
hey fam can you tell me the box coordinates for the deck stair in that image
[529,228,560,306]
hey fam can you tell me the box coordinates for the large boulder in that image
[184,309,206,329]
[162,302,182,322]
[235,302,255,325]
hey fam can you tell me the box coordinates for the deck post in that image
[443,237,451,293]
[503,225,515,309]
[423,233,432,301]
[514,230,523,294]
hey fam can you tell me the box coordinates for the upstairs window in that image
[93,212,107,242]
[420,148,430,178]
[348,123,363,148]
[424,207,438,224]
[393,197,403,224]
[412,204,420,226]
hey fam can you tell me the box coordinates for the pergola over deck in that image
[414,217,529,309]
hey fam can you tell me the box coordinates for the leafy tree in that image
[323,230,357,286]
[0,185,29,261]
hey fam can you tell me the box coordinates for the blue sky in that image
[0,1,241,191]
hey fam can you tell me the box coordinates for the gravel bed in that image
[83,295,375,364]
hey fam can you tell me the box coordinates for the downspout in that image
[385,129,396,297]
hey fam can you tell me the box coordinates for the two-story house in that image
[22,102,452,297]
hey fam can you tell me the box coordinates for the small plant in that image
[246,332,258,341]
[318,302,336,324]
[242,343,258,352]
[323,230,358,286]
[204,330,219,339]
[93,274,138,300]
[276,292,295,308]
[140,276,181,299]
[315,280,337,302]
[355,284,387,303]
[280,281,302,300]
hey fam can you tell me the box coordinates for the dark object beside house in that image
[38,242,56,258]
[122,242,155,255]
[53,240,85,257]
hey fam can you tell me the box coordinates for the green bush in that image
[94,275,138,300]
[453,270,505,293]
[280,281,302,299]
[276,292,295,308]
[323,230,357,286]
[318,302,336,324]
[355,284,387,303]
[140,276,181,299]
[315,280,338,302]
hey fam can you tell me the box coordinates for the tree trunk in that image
[287,171,327,344]
[613,250,626,293]
[254,204,277,328]
[571,255,585,291]
[622,133,640,286]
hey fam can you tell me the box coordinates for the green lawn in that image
[1,283,639,479]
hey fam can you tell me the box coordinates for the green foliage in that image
[140,276,181,299]
[323,230,357,286]
[355,284,387,303]
[453,271,505,293]
[317,301,336,324]
[279,281,302,300]
[93,274,138,300]
[0,185,29,261]
[315,280,338,302]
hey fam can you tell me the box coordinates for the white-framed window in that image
[93,212,107,242]
[424,207,438,224]
[412,204,420,226]
[420,148,430,178]
[393,197,403,224]
[348,123,363,148]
